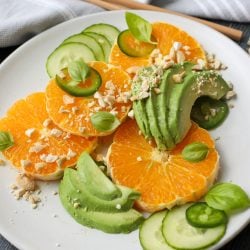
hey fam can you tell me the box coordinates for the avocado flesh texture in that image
[133,100,152,139]
[145,89,167,150]
[63,168,140,212]
[77,152,121,200]
[168,71,230,144]
[59,175,144,234]
[156,63,194,150]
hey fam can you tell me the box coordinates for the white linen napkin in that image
[0,0,250,48]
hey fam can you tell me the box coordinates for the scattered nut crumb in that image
[225,90,236,100]
[0,159,6,166]
[137,156,142,162]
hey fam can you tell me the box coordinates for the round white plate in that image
[0,10,249,250]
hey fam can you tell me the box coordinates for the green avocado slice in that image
[146,89,167,150]
[62,168,140,212]
[59,179,144,234]
[133,100,152,139]
[77,152,121,200]
[168,70,230,144]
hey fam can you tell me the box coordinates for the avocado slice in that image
[62,168,140,212]
[168,70,230,143]
[59,178,144,234]
[133,100,152,139]
[145,89,167,150]
[77,152,121,200]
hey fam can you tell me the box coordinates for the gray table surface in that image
[0,19,249,250]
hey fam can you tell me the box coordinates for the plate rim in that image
[0,9,249,250]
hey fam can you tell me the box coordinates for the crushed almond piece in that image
[225,90,236,100]
[59,106,70,113]
[67,149,77,159]
[43,118,52,128]
[16,174,36,191]
[40,154,58,163]
[50,128,63,138]
[137,156,142,162]
[29,142,47,153]
[172,71,185,83]
[0,159,6,166]
[25,128,35,137]
[20,159,32,168]
[63,95,74,105]
[176,51,185,63]
[126,66,141,74]
[173,41,182,51]
[35,162,46,170]
[128,110,134,119]
[154,88,161,94]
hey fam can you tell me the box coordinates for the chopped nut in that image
[154,88,161,94]
[14,188,26,199]
[176,51,185,63]
[0,159,6,166]
[172,71,185,83]
[20,159,32,168]
[40,154,59,163]
[43,118,52,127]
[50,128,63,138]
[116,204,121,210]
[137,156,142,162]
[16,174,36,191]
[35,162,46,170]
[128,110,134,119]
[225,90,236,100]
[63,95,74,105]
[25,128,35,138]
[126,66,141,74]
[67,149,77,159]
[173,41,182,51]
[29,142,47,153]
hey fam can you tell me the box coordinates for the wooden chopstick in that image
[86,0,242,41]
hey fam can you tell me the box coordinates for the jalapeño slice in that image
[56,67,101,97]
[191,96,229,130]
[186,202,228,228]
[117,30,156,57]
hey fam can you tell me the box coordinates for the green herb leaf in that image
[68,59,90,82]
[182,142,209,162]
[0,131,14,151]
[205,183,250,214]
[125,12,155,44]
[90,112,120,132]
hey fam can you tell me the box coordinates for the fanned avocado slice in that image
[168,70,230,144]
[156,63,194,150]
[77,152,121,200]
[62,168,140,212]
[59,180,144,234]
[146,88,167,150]
[133,100,152,139]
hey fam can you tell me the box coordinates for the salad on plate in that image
[0,12,249,250]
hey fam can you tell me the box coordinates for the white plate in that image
[0,10,250,250]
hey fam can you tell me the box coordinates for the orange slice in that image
[0,93,97,180]
[109,22,206,72]
[46,61,131,137]
[107,119,219,212]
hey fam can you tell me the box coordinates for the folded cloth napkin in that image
[0,0,250,46]
[153,0,250,23]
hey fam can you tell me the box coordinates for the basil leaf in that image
[182,142,209,162]
[91,112,120,132]
[0,131,14,151]
[68,59,90,82]
[205,183,250,214]
[125,12,155,44]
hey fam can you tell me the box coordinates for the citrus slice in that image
[0,93,97,180]
[109,22,206,72]
[107,119,219,212]
[46,61,131,137]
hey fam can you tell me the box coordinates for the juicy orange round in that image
[46,61,132,137]
[0,93,97,180]
[107,119,219,212]
[109,22,206,72]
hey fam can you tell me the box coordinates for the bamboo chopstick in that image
[86,0,242,41]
